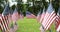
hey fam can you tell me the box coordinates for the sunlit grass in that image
[16,17,40,32]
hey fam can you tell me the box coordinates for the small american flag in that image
[12,8,19,22]
[40,7,46,23]
[20,11,24,19]
[1,3,10,32]
[26,11,36,19]
[36,10,42,22]
[55,15,60,32]
[42,3,56,30]
[55,8,60,32]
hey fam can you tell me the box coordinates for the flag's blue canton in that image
[26,11,31,15]
[13,8,18,13]
[47,3,54,13]
[2,4,10,15]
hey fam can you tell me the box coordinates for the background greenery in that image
[0,0,60,16]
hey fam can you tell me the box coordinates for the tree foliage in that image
[0,0,60,15]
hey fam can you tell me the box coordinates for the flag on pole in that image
[40,7,46,23]
[55,7,60,32]
[26,11,36,19]
[11,7,18,32]
[55,15,60,32]
[12,8,18,22]
[36,10,42,22]
[20,11,24,19]
[42,3,56,30]
[2,3,10,32]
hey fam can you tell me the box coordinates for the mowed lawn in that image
[16,17,40,32]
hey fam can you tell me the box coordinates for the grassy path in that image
[16,18,40,32]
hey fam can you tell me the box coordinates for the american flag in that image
[12,8,19,22]
[42,3,56,30]
[26,11,36,19]
[40,7,46,23]
[55,8,60,32]
[36,10,42,22]
[20,11,24,19]
[2,3,10,32]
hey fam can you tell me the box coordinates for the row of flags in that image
[26,3,60,32]
[36,3,60,32]
[26,11,36,19]
[0,2,60,32]
[0,3,24,32]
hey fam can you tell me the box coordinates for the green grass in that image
[0,30,1,32]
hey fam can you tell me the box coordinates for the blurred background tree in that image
[0,0,60,16]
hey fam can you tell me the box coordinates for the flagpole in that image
[40,6,46,32]
[48,0,52,32]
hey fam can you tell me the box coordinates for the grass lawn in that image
[16,17,40,32]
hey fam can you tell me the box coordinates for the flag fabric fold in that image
[40,7,46,23]
[20,11,24,19]
[36,10,42,22]
[55,7,60,32]
[12,8,19,22]
[26,11,36,19]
